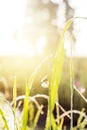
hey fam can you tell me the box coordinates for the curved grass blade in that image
[0,108,10,130]
[21,55,52,130]
[50,19,72,112]
[47,17,87,130]
[46,19,72,130]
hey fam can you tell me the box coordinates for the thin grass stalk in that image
[13,77,18,130]
[69,17,87,130]
[32,105,43,129]
[59,110,86,119]
[13,76,17,112]
[0,108,10,130]
[56,94,60,127]
[21,55,53,130]
[77,109,85,127]
[74,85,87,103]
[70,40,74,129]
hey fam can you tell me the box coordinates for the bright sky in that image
[0,0,87,57]
[0,0,28,56]
[65,0,87,57]
[0,0,47,57]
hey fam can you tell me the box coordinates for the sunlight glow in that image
[0,0,46,57]
[0,0,34,56]
[0,0,26,35]
[62,0,87,57]
[36,36,46,54]
[0,39,35,57]
[57,1,65,28]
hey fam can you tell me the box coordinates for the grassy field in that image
[0,56,87,129]
[0,18,87,129]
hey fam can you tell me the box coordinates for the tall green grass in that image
[1,17,87,130]
[46,19,72,130]
[46,17,87,130]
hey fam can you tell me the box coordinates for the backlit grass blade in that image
[45,19,73,129]
[0,108,10,130]
[49,16,87,114]
[50,19,72,111]
[21,70,36,130]
[21,55,52,130]
[13,76,17,112]
[21,80,30,130]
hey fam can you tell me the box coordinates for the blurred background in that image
[0,0,87,111]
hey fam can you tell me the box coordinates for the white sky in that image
[65,0,87,57]
[0,0,87,57]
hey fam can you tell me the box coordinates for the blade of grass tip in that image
[13,76,17,112]
[0,108,10,130]
[21,80,30,130]
[28,54,53,91]
[46,19,73,129]
[50,18,73,111]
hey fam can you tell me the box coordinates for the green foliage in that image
[1,17,87,130]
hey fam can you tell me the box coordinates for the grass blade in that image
[13,77,17,112]
[70,59,74,129]
[32,105,43,129]
[49,19,72,129]
[70,44,74,129]
[21,80,30,130]
[46,111,57,130]
[46,19,73,129]
[50,19,72,111]
[0,108,10,130]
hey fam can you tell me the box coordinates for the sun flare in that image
[0,0,46,57]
